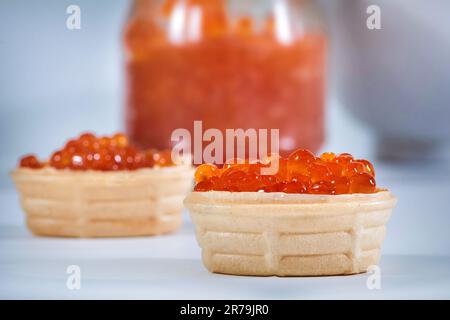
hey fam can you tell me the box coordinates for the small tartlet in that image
[12,164,194,237]
[185,190,396,276]
[13,132,195,237]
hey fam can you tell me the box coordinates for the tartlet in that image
[184,150,397,276]
[13,165,193,237]
[11,133,194,237]
[185,190,396,276]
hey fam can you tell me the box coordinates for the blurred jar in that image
[322,0,450,161]
[124,0,327,156]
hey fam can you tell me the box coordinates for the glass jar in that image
[124,0,327,156]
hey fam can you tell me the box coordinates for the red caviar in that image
[19,155,44,169]
[194,149,377,194]
[19,133,174,171]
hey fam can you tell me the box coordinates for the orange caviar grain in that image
[309,181,335,195]
[357,159,375,177]
[194,179,214,192]
[49,151,63,169]
[287,159,310,178]
[282,181,308,194]
[332,176,350,195]
[112,133,129,148]
[288,149,315,163]
[347,161,366,177]
[320,152,335,162]
[310,161,332,183]
[220,170,246,190]
[237,173,264,192]
[19,155,43,169]
[195,164,219,183]
[70,153,85,170]
[327,162,343,177]
[79,132,96,148]
[349,173,376,194]
[152,150,173,167]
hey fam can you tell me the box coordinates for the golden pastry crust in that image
[12,165,194,237]
[184,191,397,276]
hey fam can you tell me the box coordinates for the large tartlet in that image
[12,164,194,237]
[184,190,397,276]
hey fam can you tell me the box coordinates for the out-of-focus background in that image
[1,0,450,258]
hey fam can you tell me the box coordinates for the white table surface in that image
[0,214,449,300]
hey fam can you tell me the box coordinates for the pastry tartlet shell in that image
[11,166,194,237]
[185,190,397,276]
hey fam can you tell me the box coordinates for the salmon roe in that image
[194,149,377,194]
[19,155,44,169]
[19,132,174,171]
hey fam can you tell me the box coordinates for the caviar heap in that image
[19,133,174,171]
[194,150,377,194]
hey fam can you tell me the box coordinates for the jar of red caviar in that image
[124,0,327,156]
